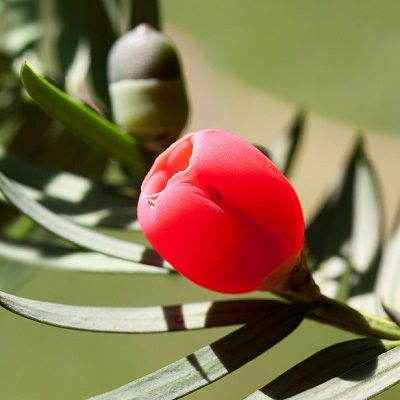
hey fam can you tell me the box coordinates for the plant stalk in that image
[271,244,400,340]
[309,295,400,340]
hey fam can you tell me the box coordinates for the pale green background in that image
[165,0,400,135]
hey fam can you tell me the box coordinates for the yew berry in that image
[138,129,305,294]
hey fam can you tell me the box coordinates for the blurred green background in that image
[165,0,400,135]
[1,1,400,399]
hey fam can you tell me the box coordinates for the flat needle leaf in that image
[88,304,308,399]
[20,63,145,176]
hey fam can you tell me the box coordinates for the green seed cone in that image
[107,23,189,152]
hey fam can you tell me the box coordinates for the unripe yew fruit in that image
[107,24,188,153]
[138,129,305,294]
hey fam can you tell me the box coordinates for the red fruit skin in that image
[138,129,304,294]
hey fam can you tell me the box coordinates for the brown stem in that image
[266,244,321,302]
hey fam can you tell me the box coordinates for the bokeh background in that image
[1,1,400,399]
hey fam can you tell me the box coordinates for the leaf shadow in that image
[161,299,288,333]
[161,302,307,388]
[206,303,306,376]
[306,142,355,270]
[0,235,168,271]
[259,338,385,399]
